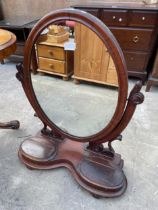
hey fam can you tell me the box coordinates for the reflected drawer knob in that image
[49,64,54,69]
[142,16,146,21]
[113,16,116,20]
[48,50,53,56]
[119,18,122,22]
[133,36,139,43]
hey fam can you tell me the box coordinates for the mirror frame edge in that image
[20,8,129,143]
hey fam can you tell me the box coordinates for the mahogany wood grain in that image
[111,28,154,51]
[18,132,127,198]
[128,11,158,27]
[123,51,149,72]
[101,9,128,26]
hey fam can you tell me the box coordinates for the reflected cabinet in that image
[35,21,118,86]
[36,39,74,80]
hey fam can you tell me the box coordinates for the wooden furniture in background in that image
[73,3,158,83]
[0,29,20,129]
[73,23,118,87]
[146,49,158,91]
[0,19,27,58]
[36,39,74,80]
[0,19,38,73]
[0,19,38,58]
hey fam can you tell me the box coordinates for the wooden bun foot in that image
[18,132,127,198]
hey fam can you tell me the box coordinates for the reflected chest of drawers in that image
[36,40,74,80]
[73,3,158,83]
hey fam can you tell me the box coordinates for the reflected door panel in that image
[74,23,118,86]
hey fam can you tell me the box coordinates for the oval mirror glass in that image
[31,21,119,137]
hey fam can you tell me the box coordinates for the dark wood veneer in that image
[128,11,158,27]
[111,28,154,51]
[124,51,149,72]
[101,10,128,26]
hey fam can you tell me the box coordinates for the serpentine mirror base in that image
[18,130,127,198]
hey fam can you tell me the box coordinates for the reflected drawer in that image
[38,57,65,74]
[111,28,154,51]
[124,51,149,72]
[129,11,158,27]
[101,10,128,26]
[37,44,65,60]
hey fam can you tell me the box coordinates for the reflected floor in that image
[32,74,118,137]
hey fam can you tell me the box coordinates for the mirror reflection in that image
[31,21,119,137]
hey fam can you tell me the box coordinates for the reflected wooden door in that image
[74,23,118,86]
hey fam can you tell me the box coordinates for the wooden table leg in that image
[146,80,152,92]
[0,120,20,129]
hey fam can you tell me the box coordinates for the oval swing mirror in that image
[31,22,120,137]
[21,9,128,142]
[16,8,144,198]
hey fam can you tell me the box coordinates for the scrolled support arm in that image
[16,63,24,83]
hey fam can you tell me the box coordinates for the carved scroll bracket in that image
[128,81,144,105]
[16,63,24,83]
[41,124,64,142]
[87,134,122,158]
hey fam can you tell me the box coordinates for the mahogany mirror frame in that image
[20,8,129,142]
[16,8,144,198]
